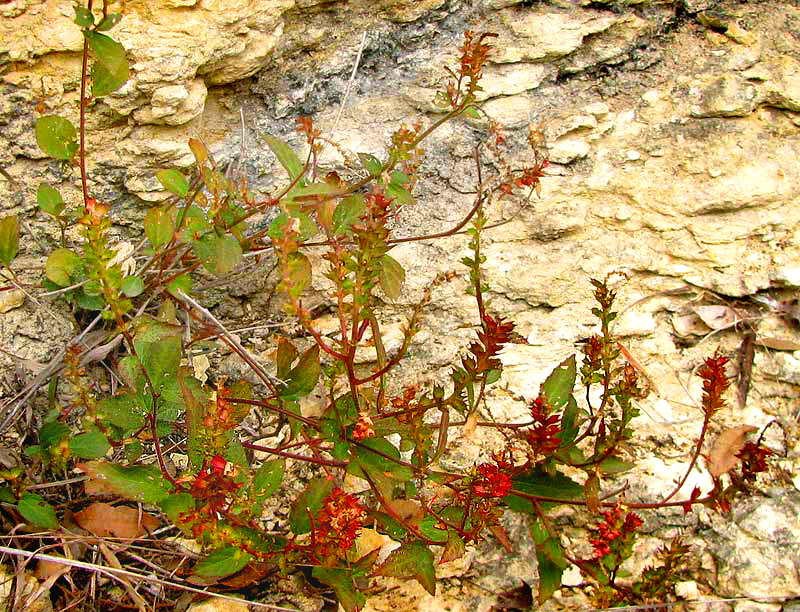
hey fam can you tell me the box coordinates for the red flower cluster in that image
[471,461,512,499]
[465,314,515,375]
[185,455,242,516]
[352,411,375,441]
[589,504,643,559]
[310,488,367,561]
[736,441,773,480]
[525,396,561,457]
[498,160,549,198]
[698,355,730,417]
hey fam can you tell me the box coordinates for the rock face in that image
[2,0,800,610]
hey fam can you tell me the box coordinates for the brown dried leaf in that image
[757,336,800,351]
[707,425,757,477]
[219,561,275,588]
[693,305,738,330]
[35,557,69,580]
[672,313,710,337]
[74,502,160,539]
[463,411,479,439]
[489,523,513,553]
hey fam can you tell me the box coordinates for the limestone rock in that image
[0,289,25,314]
[690,73,758,117]
[132,79,207,125]
[495,8,621,63]
[187,597,248,612]
[705,492,800,598]
[548,138,591,163]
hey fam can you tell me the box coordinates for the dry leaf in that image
[707,425,757,477]
[219,562,275,588]
[463,411,479,439]
[671,313,710,337]
[35,557,69,580]
[757,337,800,351]
[693,305,737,330]
[74,502,160,539]
[489,523,513,553]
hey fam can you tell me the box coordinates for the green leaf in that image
[386,182,414,206]
[375,541,436,595]
[559,396,579,447]
[37,183,66,217]
[156,169,189,198]
[159,492,195,529]
[96,13,123,31]
[0,215,19,267]
[251,459,285,499]
[530,517,567,604]
[263,134,304,180]
[441,529,466,563]
[332,194,365,235]
[379,254,405,301]
[144,206,174,248]
[178,370,210,470]
[0,486,15,504]
[117,355,146,394]
[462,105,481,119]
[280,345,320,401]
[76,290,105,310]
[168,274,192,296]
[313,567,366,612]
[358,153,382,175]
[541,354,576,413]
[284,251,311,298]
[99,393,145,432]
[124,440,143,462]
[193,547,253,579]
[39,420,70,448]
[276,337,298,380]
[193,233,242,276]
[416,515,450,543]
[68,431,110,459]
[134,321,182,390]
[348,437,413,492]
[504,467,583,513]
[35,116,78,160]
[18,493,59,530]
[120,275,144,297]
[45,248,82,286]
[73,5,94,28]
[225,436,248,468]
[80,461,172,504]
[599,456,635,475]
[289,477,334,535]
[85,31,130,97]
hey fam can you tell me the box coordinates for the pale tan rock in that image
[496,9,620,62]
[479,95,532,128]
[0,289,25,314]
[759,55,800,111]
[384,0,446,23]
[476,63,551,100]
[187,597,249,612]
[133,79,207,125]
[548,138,590,163]
[690,73,758,117]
